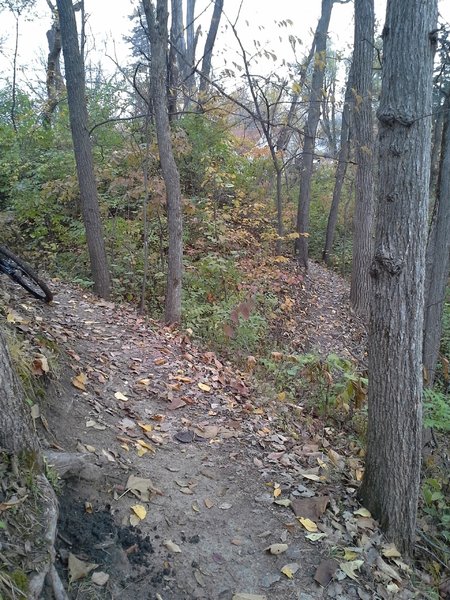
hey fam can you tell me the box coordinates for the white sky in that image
[0,0,449,92]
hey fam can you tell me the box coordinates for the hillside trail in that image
[2,261,397,600]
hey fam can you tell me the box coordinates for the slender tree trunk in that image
[168,0,184,119]
[183,0,199,109]
[423,92,450,385]
[143,0,183,323]
[429,96,445,196]
[56,0,111,299]
[359,0,437,554]
[295,0,333,267]
[43,2,64,127]
[198,0,224,99]
[350,0,375,318]
[0,331,39,454]
[323,64,353,265]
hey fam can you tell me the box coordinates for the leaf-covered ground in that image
[0,263,438,600]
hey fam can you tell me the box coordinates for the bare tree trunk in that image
[168,0,184,119]
[423,91,450,385]
[323,64,353,265]
[429,96,445,196]
[0,331,39,454]
[56,0,111,299]
[349,0,375,318]
[295,0,333,267]
[198,0,224,99]
[359,0,437,554]
[143,0,183,323]
[43,1,64,127]
[183,0,199,109]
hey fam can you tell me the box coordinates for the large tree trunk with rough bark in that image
[350,0,375,318]
[423,91,450,385]
[56,0,111,299]
[143,0,183,323]
[359,0,437,554]
[0,331,39,454]
[295,0,333,267]
[323,64,353,265]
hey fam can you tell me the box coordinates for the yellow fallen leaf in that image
[138,422,153,432]
[198,382,211,392]
[297,517,318,532]
[343,548,359,561]
[136,439,155,452]
[72,373,87,390]
[137,446,148,457]
[137,378,152,385]
[278,391,286,401]
[281,562,299,579]
[131,504,147,520]
[114,391,128,401]
[382,543,401,558]
[274,487,282,498]
[354,507,371,518]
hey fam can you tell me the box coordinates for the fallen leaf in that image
[126,475,162,501]
[68,554,98,583]
[131,504,147,520]
[381,543,401,558]
[32,354,49,376]
[164,540,182,553]
[314,558,338,586]
[114,391,128,402]
[274,498,291,507]
[339,559,364,581]
[265,543,288,555]
[354,507,371,518]
[297,517,318,532]
[219,502,232,510]
[305,532,327,541]
[299,472,321,482]
[72,373,87,391]
[194,569,205,587]
[281,562,300,579]
[204,498,214,509]
[291,496,329,520]
[91,571,109,586]
[198,382,211,392]
[154,357,167,365]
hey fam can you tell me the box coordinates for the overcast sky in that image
[0,0,448,91]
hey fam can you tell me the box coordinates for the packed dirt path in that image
[2,266,419,600]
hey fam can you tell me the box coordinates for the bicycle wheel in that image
[0,246,53,302]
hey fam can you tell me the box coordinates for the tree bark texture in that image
[350,0,375,318]
[423,92,450,385]
[56,0,111,299]
[359,0,437,554]
[143,0,183,323]
[296,0,333,267]
[198,0,224,99]
[0,331,39,454]
[168,0,185,119]
[323,64,353,265]
[43,2,64,127]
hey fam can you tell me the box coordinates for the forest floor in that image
[0,262,437,600]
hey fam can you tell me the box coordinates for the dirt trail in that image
[1,268,404,600]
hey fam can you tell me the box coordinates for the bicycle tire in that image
[0,245,53,302]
